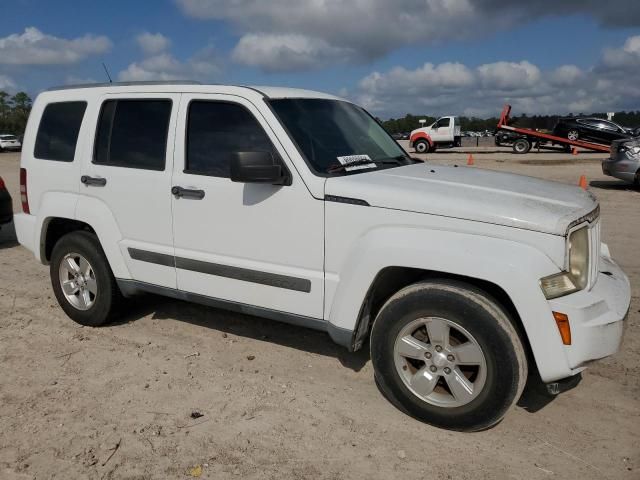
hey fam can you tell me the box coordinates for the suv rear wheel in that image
[370,280,527,431]
[50,231,122,326]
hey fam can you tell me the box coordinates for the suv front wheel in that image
[50,231,122,326]
[370,280,527,431]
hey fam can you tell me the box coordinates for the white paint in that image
[13,83,631,385]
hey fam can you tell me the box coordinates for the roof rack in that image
[46,80,202,91]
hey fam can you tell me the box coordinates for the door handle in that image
[81,175,107,187]
[172,186,205,200]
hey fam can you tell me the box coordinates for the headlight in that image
[624,145,640,156]
[540,226,590,299]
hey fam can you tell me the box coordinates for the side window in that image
[599,121,618,131]
[186,101,278,178]
[436,118,450,128]
[34,101,87,162]
[94,99,171,170]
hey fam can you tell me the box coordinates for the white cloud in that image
[0,27,111,65]
[118,45,222,82]
[136,32,171,55]
[549,65,584,86]
[176,0,640,71]
[232,33,353,71]
[477,61,541,90]
[0,74,16,90]
[353,35,640,117]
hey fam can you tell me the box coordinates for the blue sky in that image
[1,0,639,118]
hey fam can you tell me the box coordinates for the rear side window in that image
[186,101,277,177]
[34,101,87,162]
[94,99,172,171]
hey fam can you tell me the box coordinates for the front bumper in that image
[0,144,21,151]
[547,254,630,378]
[602,156,639,183]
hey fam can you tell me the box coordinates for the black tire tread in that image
[370,279,527,432]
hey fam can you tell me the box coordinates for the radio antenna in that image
[102,62,113,83]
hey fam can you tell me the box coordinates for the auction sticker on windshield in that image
[337,154,377,171]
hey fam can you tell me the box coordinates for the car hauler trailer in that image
[497,104,610,154]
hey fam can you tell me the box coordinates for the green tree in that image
[0,91,9,121]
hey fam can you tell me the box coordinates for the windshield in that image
[0,135,17,140]
[268,98,410,175]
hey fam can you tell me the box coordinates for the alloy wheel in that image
[58,252,98,311]
[393,317,487,408]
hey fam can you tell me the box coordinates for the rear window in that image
[1,135,17,141]
[94,99,172,171]
[34,102,87,162]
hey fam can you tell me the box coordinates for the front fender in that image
[326,225,571,382]
[409,131,433,147]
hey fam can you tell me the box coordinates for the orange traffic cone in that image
[467,153,474,166]
[572,147,578,155]
[578,175,588,190]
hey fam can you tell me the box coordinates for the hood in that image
[325,163,598,235]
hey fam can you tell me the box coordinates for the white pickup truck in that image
[14,82,630,431]
[409,116,462,153]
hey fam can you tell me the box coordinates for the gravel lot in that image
[1,147,638,479]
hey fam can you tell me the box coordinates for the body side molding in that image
[127,247,311,293]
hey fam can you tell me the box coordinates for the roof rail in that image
[46,80,202,91]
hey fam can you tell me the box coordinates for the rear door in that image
[170,94,324,319]
[78,93,179,288]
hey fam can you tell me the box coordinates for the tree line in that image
[1,88,639,138]
[0,91,33,136]
[380,111,640,134]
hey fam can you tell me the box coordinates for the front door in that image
[430,117,452,143]
[170,94,324,319]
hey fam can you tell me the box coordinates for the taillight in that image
[20,168,30,214]
[0,177,5,189]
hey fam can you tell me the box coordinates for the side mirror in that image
[230,152,290,185]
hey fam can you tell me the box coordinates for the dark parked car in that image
[553,117,639,145]
[0,176,13,226]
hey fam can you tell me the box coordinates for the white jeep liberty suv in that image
[14,82,630,431]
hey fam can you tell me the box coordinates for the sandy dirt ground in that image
[0,147,638,479]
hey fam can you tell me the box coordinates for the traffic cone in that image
[572,147,578,155]
[467,153,474,166]
[578,175,588,190]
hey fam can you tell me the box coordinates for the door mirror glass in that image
[230,152,290,185]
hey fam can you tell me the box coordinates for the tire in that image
[414,139,431,154]
[512,138,531,154]
[50,231,123,326]
[567,129,579,141]
[635,169,640,187]
[370,280,527,432]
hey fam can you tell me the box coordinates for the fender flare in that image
[326,226,570,382]
[410,131,433,147]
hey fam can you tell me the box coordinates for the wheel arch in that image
[41,217,96,264]
[325,226,571,382]
[350,267,530,360]
[410,132,433,147]
[39,194,130,280]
